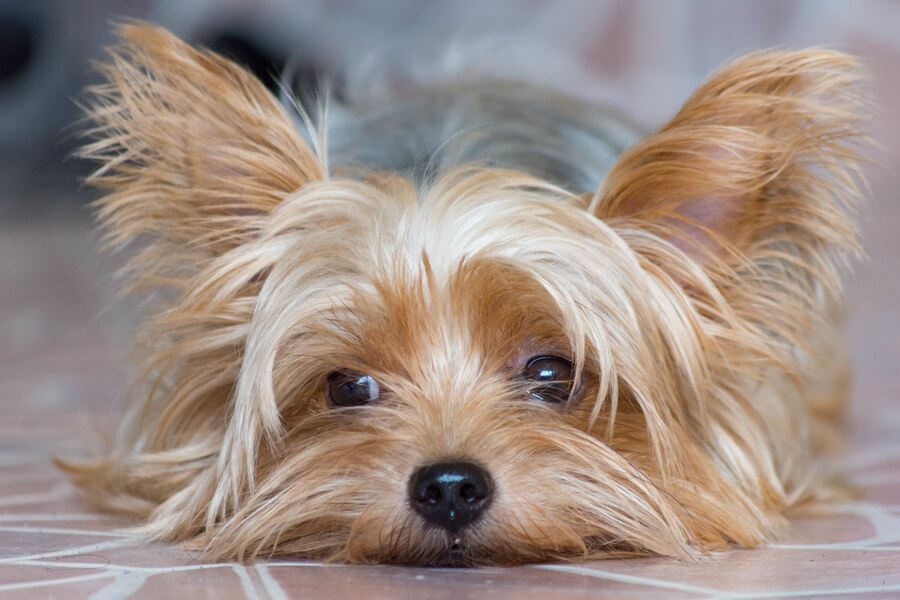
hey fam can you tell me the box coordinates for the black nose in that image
[409,462,493,533]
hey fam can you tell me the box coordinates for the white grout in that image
[87,570,151,600]
[0,526,131,537]
[0,539,134,564]
[533,563,732,597]
[0,513,114,521]
[12,558,241,575]
[0,486,70,507]
[256,563,290,600]
[233,564,264,600]
[707,582,900,599]
[0,571,114,593]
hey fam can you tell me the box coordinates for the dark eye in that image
[327,371,380,407]
[523,356,574,404]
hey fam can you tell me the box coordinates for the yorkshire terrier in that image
[62,23,869,566]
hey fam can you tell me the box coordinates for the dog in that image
[61,23,869,566]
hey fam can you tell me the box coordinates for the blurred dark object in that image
[204,29,331,102]
[0,0,133,212]
[0,13,35,84]
[204,31,285,93]
[0,0,335,217]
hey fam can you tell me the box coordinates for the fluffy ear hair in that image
[592,50,868,269]
[589,51,869,466]
[80,22,323,289]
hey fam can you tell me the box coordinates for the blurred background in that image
[0,0,897,442]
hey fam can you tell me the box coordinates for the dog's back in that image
[322,81,639,192]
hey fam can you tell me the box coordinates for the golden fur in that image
[60,23,869,565]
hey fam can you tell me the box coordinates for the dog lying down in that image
[61,23,869,566]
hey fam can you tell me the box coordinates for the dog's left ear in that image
[81,22,323,273]
[592,50,868,266]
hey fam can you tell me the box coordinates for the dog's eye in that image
[327,371,380,407]
[523,356,574,404]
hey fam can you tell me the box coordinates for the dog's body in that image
[62,24,868,566]
[324,82,637,192]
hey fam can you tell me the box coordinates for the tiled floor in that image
[3,20,900,600]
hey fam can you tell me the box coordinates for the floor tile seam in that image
[233,564,266,600]
[531,564,737,597]
[535,564,900,599]
[255,563,289,600]
[770,543,900,550]
[0,570,113,592]
[0,539,133,564]
[0,514,113,522]
[0,485,71,507]
[0,526,130,537]
[9,557,267,576]
[721,581,900,599]
[0,473,65,484]
[83,569,151,600]
[0,455,47,467]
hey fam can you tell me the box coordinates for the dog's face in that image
[212,174,706,564]
[68,24,867,565]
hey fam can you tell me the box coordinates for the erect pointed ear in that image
[81,22,323,282]
[591,50,868,266]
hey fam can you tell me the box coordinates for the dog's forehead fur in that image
[250,169,669,413]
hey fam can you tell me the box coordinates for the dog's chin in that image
[420,533,510,568]
[425,538,468,568]
[391,527,634,567]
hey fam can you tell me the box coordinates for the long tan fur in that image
[60,23,869,565]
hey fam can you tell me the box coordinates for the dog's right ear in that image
[81,23,323,279]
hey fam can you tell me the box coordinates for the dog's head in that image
[71,24,867,565]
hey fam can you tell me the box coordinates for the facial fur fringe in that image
[58,23,870,566]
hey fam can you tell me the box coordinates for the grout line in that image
[256,563,289,600]
[0,539,134,564]
[256,560,329,568]
[87,570,151,600]
[714,582,900,599]
[12,559,119,571]
[233,564,264,600]
[771,543,900,550]
[10,558,238,574]
[0,487,70,507]
[0,571,113,592]
[0,455,45,467]
[532,564,735,598]
[0,526,131,537]
[0,513,113,522]
[0,472,63,484]
[535,563,900,600]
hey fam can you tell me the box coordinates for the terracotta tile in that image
[555,550,900,595]
[0,564,96,586]
[0,477,60,500]
[0,576,116,600]
[127,567,249,600]
[864,483,900,505]
[0,530,120,560]
[0,516,133,533]
[765,594,900,600]
[782,513,877,546]
[264,563,702,599]
[0,493,99,517]
[62,544,210,569]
